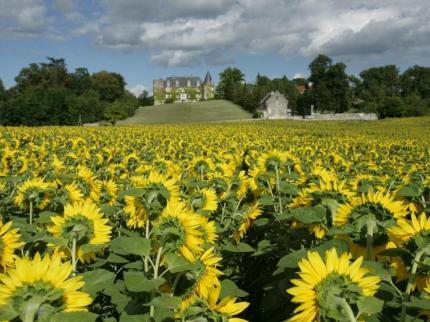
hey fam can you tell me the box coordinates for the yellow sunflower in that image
[233,203,263,242]
[388,212,430,246]
[287,248,381,322]
[181,247,223,310]
[205,284,249,322]
[48,200,112,262]
[190,187,218,213]
[14,178,53,210]
[64,182,84,204]
[334,190,409,226]
[0,253,92,317]
[0,220,24,271]
[159,202,205,263]
[100,179,119,206]
[124,172,180,228]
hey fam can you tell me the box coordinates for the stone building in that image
[153,72,214,105]
[258,91,292,119]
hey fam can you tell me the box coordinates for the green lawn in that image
[118,100,253,124]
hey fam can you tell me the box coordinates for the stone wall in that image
[288,112,378,121]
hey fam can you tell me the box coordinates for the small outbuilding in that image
[258,91,291,119]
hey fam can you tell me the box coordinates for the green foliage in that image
[0,57,135,125]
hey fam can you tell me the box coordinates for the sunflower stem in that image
[338,298,357,322]
[150,246,163,318]
[71,236,77,275]
[144,220,150,273]
[29,201,33,225]
[365,221,375,260]
[400,248,426,322]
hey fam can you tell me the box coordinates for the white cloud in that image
[92,0,430,68]
[293,73,304,80]
[127,84,150,97]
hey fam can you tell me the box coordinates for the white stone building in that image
[258,91,292,119]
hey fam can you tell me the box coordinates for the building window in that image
[167,81,170,88]
[187,79,191,87]
[197,81,200,86]
[175,80,179,87]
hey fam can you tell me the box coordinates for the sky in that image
[0,0,429,96]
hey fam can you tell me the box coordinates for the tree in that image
[307,55,350,113]
[69,68,92,96]
[402,93,429,116]
[360,65,400,98]
[138,90,154,106]
[103,90,139,123]
[0,78,5,101]
[401,65,430,99]
[66,90,105,124]
[216,67,244,101]
[14,57,69,93]
[91,71,126,102]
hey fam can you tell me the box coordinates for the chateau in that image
[153,72,214,105]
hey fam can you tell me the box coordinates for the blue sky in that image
[1,0,429,95]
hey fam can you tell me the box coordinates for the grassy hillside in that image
[118,100,252,124]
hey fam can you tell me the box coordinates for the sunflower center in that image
[316,273,363,320]
[61,215,94,245]
[191,194,205,211]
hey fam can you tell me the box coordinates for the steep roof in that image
[165,76,202,88]
[203,72,212,84]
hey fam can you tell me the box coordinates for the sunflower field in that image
[0,118,429,322]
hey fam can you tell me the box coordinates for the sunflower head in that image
[0,253,92,321]
[15,178,53,210]
[189,187,218,214]
[0,220,24,271]
[158,202,205,262]
[287,248,381,321]
[48,200,112,261]
[389,212,430,251]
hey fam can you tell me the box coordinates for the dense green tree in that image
[66,90,105,124]
[103,92,138,125]
[402,93,429,116]
[360,65,400,97]
[216,67,244,101]
[91,71,126,102]
[69,68,92,96]
[308,55,351,112]
[401,65,430,99]
[14,57,69,93]
[138,90,154,106]
[0,78,5,101]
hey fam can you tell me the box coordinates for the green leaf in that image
[224,242,255,253]
[357,297,384,315]
[279,182,299,195]
[120,314,149,322]
[220,279,249,298]
[253,218,270,226]
[291,206,326,224]
[378,247,410,257]
[397,185,421,198]
[405,297,430,310]
[276,249,307,269]
[51,312,98,322]
[150,294,181,309]
[107,253,129,264]
[37,211,57,224]
[110,237,151,257]
[258,195,274,206]
[124,271,165,292]
[82,269,116,297]
[0,304,18,320]
[164,253,195,273]
[121,188,146,197]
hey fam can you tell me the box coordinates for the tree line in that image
[216,54,430,118]
[0,57,146,125]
